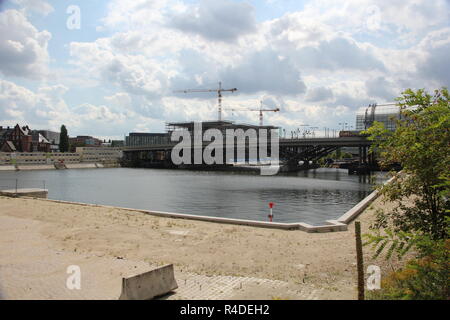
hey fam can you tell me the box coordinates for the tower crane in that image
[225,101,280,126]
[174,82,237,121]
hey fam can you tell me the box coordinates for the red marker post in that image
[268,202,274,222]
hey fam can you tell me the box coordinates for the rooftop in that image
[166,120,278,132]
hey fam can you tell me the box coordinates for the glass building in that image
[125,133,170,147]
[355,104,403,131]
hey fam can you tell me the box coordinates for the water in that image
[0,168,385,225]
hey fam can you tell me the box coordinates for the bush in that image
[368,238,449,300]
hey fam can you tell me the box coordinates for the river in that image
[0,167,385,225]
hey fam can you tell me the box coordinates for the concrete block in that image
[0,188,48,198]
[119,264,178,300]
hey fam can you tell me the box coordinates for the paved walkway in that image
[0,215,320,300]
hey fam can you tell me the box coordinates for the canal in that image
[0,168,385,225]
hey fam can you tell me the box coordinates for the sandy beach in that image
[0,195,402,300]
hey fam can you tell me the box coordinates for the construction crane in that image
[225,101,280,126]
[174,82,237,121]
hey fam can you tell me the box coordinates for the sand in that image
[0,195,403,300]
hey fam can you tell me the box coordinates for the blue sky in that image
[0,0,449,139]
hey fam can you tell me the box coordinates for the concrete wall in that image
[76,147,122,163]
[0,147,122,166]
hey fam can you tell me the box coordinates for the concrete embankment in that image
[65,163,97,169]
[0,166,16,171]
[17,165,56,171]
[0,163,118,171]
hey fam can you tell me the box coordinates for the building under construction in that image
[165,120,278,136]
[355,104,402,131]
[123,120,280,168]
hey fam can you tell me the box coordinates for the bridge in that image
[122,134,375,172]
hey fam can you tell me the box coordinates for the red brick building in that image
[0,124,50,152]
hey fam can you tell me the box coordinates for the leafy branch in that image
[363,230,417,260]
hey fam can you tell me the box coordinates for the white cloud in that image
[365,76,397,100]
[305,86,334,102]
[69,40,171,99]
[0,9,51,79]
[12,0,54,16]
[100,0,169,31]
[220,49,307,95]
[104,92,132,110]
[0,79,162,138]
[169,0,257,42]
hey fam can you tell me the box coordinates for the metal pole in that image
[355,221,365,300]
[15,178,18,194]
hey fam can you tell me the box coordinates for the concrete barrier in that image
[119,264,178,300]
[17,165,55,171]
[65,163,97,169]
[0,165,16,171]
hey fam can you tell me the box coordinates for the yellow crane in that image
[225,101,280,126]
[174,82,237,121]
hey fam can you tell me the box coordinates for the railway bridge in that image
[122,134,375,172]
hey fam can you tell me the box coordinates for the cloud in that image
[416,30,450,88]
[298,0,450,44]
[0,9,51,79]
[169,0,257,42]
[221,49,307,95]
[105,92,132,110]
[0,79,163,138]
[332,92,375,110]
[305,86,334,102]
[295,37,385,71]
[0,79,36,120]
[365,76,397,100]
[12,0,54,16]
[100,0,168,31]
[4,0,450,136]
[69,41,170,99]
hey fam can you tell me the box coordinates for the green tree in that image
[59,125,69,152]
[363,88,449,300]
[365,88,449,240]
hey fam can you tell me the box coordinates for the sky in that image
[0,0,449,139]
